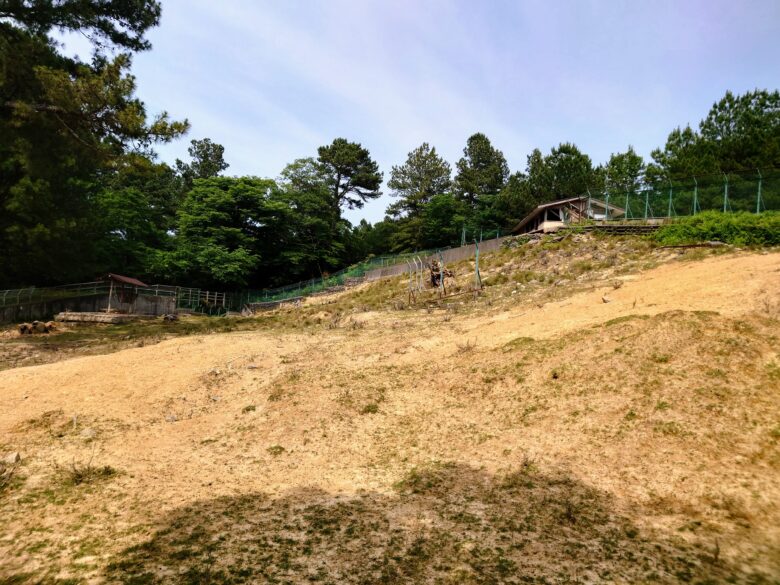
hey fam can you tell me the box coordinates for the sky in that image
[59,0,780,223]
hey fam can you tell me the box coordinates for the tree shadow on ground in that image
[105,462,769,584]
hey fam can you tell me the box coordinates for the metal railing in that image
[0,280,228,315]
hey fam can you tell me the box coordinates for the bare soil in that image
[1,238,779,584]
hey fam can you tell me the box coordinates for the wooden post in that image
[107,279,114,312]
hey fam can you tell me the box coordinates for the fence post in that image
[756,169,763,213]
[605,192,610,221]
[644,190,649,220]
[624,190,630,219]
[667,177,674,218]
[474,240,482,290]
[586,189,593,218]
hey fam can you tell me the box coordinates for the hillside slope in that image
[1,244,779,583]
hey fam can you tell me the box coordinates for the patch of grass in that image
[511,270,543,284]
[484,272,509,286]
[394,462,457,495]
[267,386,284,401]
[242,404,256,413]
[504,335,534,347]
[653,421,686,437]
[64,461,118,486]
[0,315,267,371]
[766,361,780,381]
[267,445,285,457]
[571,260,594,274]
[360,402,379,415]
[604,314,649,327]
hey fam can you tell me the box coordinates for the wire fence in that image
[3,169,777,317]
[587,168,779,220]
[0,280,230,316]
[235,227,522,306]
[235,247,457,305]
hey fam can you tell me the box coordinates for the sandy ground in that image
[0,250,779,583]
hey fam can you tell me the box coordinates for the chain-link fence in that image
[0,281,231,322]
[590,169,779,220]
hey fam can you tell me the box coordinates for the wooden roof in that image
[104,273,148,288]
[511,196,625,234]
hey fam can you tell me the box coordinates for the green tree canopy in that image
[276,157,349,279]
[542,142,594,199]
[388,142,451,217]
[597,146,645,194]
[0,2,187,287]
[176,138,229,191]
[159,177,277,288]
[317,138,383,212]
[454,133,509,206]
[648,89,780,181]
[0,0,162,52]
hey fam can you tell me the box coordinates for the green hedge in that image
[654,211,780,246]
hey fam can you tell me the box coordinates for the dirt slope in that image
[0,249,779,583]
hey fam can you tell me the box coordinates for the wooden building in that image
[511,196,625,235]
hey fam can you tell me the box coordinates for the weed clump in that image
[267,445,285,456]
[360,402,379,415]
[63,460,117,486]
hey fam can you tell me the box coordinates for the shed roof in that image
[104,273,148,287]
[511,196,625,234]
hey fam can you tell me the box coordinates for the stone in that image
[32,321,49,333]
[4,452,21,464]
[79,428,96,439]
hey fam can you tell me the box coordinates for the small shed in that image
[102,273,148,311]
[511,196,625,235]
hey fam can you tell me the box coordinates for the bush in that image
[654,211,780,246]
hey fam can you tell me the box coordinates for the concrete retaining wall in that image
[1,293,176,324]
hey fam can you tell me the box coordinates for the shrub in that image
[66,461,117,485]
[654,211,780,246]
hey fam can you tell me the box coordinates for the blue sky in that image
[60,0,780,223]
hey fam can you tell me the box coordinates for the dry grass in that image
[0,238,779,583]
